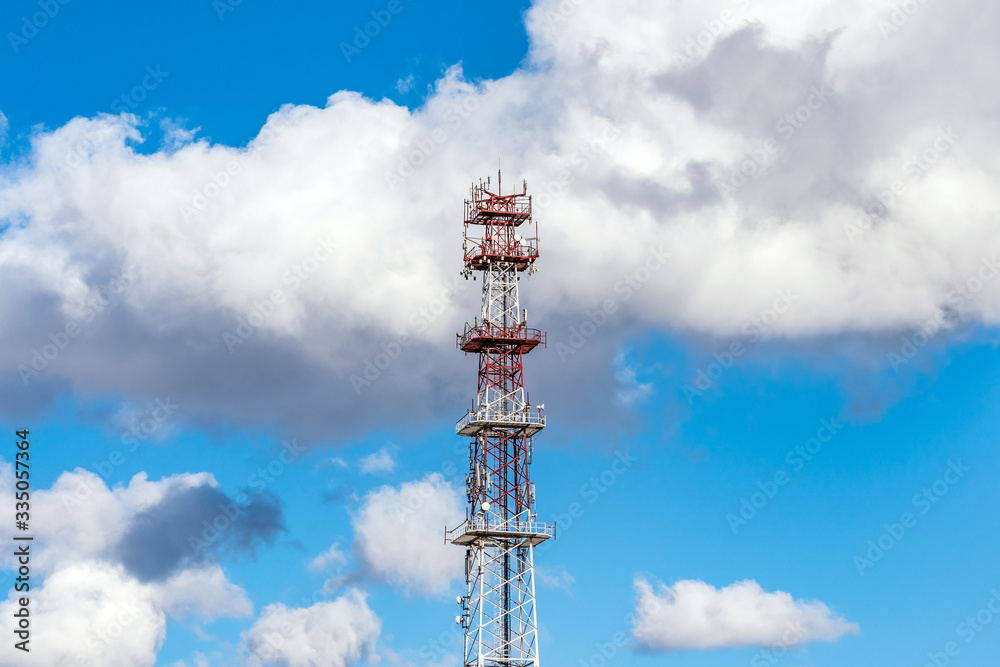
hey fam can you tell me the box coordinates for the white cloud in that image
[0,560,165,666]
[241,590,379,667]
[29,468,214,570]
[152,565,252,618]
[536,565,575,594]
[631,578,859,651]
[396,74,415,94]
[352,473,464,595]
[164,654,211,667]
[0,462,254,665]
[359,446,396,474]
[160,118,199,150]
[309,543,348,573]
[614,352,654,405]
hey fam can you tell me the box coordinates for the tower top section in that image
[462,171,539,273]
[465,172,532,226]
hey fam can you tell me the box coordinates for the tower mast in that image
[447,173,552,666]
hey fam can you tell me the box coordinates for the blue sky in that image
[1,0,531,146]
[2,1,1000,666]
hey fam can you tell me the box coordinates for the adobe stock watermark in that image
[88,600,151,661]
[7,0,71,54]
[110,65,169,114]
[400,441,465,508]
[53,125,117,179]
[682,289,798,403]
[350,275,469,394]
[340,0,412,63]
[58,397,181,510]
[223,235,339,352]
[715,83,833,196]
[887,252,997,372]
[294,574,350,611]
[393,477,452,526]
[844,127,959,243]
[18,265,136,385]
[189,439,307,555]
[853,459,969,576]
[93,398,179,480]
[537,448,639,556]
[296,545,352,609]
[179,113,295,223]
[748,620,813,667]
[886,311,947,372]
[945,253,1000,308]
[244,622,297,667]
[51,69,169,179]
[539,0,587,26]
[416,626,464,666]
[384,80,500,191]
[534,123,623,210]
[118,398,179,450]
[726,417,844,534]
[671,0,759,68]
[877,0,934,38]
[555,245,671,363]
[920,588,1000,667]
[581,584,663,667]
[213,0,245,21]
[180,160,242,223]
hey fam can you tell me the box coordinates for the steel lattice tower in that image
[446,173,552,667]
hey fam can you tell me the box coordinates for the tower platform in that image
[463,244,538,271]
[446,517,553,547]
[457,323,545,354]
[456,407,545,437]
[464,196,531,226]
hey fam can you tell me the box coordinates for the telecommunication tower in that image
[446,173,553,666]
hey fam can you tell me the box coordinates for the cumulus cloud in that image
[151,565,253,619]
[359,446,396,474]
[0,463,256,665]
[1,0,999,436]
[352,473,464,595]
[0,560,166,667]
[28,467,284,580]
[241,590,379,667]
[0,561,250,666]
[631,578,859,651]
[116,482,283,581]
[309,543,348,573]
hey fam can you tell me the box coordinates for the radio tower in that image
[446,172,553,666]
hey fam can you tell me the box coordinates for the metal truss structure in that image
[446,173,552,667]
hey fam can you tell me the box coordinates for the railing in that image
[446,516,554,543]
[465,195,531,222]
[456,407,545,435]
[457,323,546,350]
[463,242,539,264]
